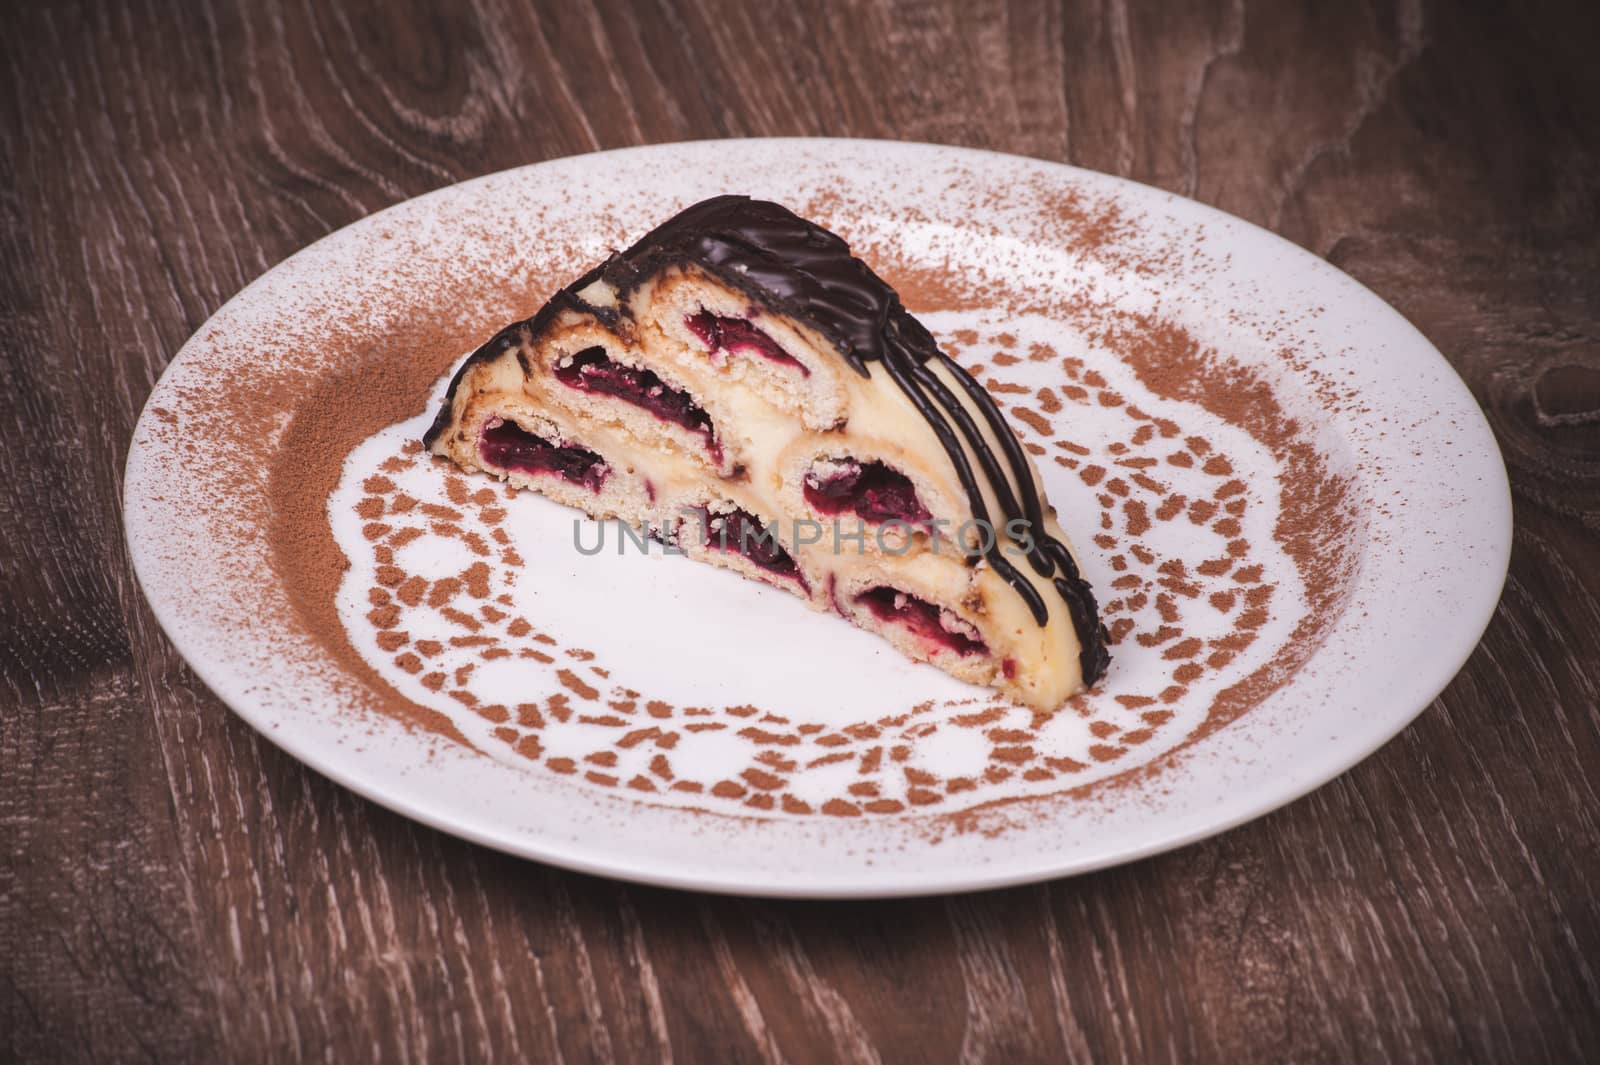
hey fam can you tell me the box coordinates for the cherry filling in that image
[855,587,988,657]
[803,459,933,526]
[553,347,720,458]
[479,419,609,493]
[686,310,809,376]
[697,506,805,585]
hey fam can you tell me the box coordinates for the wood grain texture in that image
[2,0,1597,1061]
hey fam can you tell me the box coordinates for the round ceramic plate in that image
[124,139,1510,897]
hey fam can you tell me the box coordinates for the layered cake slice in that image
[425,195,1109,709]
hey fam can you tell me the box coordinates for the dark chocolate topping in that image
[424,195,1108,684]
[596,195,926,377]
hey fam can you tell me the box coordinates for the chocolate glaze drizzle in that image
[426,195,1108,684]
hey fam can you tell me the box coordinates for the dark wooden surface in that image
[3,1,1598,1061]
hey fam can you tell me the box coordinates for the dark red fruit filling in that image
[855,587,988,657]
[804,459,933,525]
[554,347,719,457]
[699,506,805,585]
[686,310,809,376]
[479,419,608,493]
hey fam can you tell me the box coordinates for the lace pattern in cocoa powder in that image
[166,186,1360,826]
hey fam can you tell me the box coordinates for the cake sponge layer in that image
[426,196,1108,708]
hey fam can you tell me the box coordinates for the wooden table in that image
[4,2,1597,1061]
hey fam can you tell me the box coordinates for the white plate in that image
[124,139,1510,897]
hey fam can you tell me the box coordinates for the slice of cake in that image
[424,195,1109,709]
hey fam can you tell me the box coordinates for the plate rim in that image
[123,136,1513,897]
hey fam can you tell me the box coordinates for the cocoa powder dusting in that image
[262,257,560,748]
[149,178,1365,831]
[281,451,464,735]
